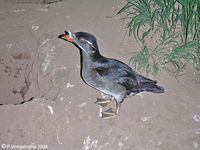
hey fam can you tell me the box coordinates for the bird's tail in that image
[145,84,164,93]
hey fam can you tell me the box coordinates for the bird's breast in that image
[81,65,99,87]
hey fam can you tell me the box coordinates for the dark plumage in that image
[58,31,164,118]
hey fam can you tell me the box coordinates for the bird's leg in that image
[101,100,121,119]
[95,97,113,107]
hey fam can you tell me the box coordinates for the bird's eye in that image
[85,40,96,50]
[80,38,85,42]
[79,38,96,50]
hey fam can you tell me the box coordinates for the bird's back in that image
[94,57,164,95]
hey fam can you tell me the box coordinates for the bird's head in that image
[58,31,99,55]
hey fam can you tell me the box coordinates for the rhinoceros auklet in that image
[58,31,164,119]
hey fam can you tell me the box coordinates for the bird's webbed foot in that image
[95,97,113,107]
[95,97,121,119]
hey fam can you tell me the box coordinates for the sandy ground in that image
[0,0,200,150]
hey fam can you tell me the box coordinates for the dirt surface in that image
[0,0,200,150]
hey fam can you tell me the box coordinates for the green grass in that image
[118,0,200,76]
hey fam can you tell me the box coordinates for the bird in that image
[58,31,164,119]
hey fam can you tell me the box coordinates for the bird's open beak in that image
[58,31,74,42]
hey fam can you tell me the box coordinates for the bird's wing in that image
[94,58,157,89]
[94,58,138,89]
